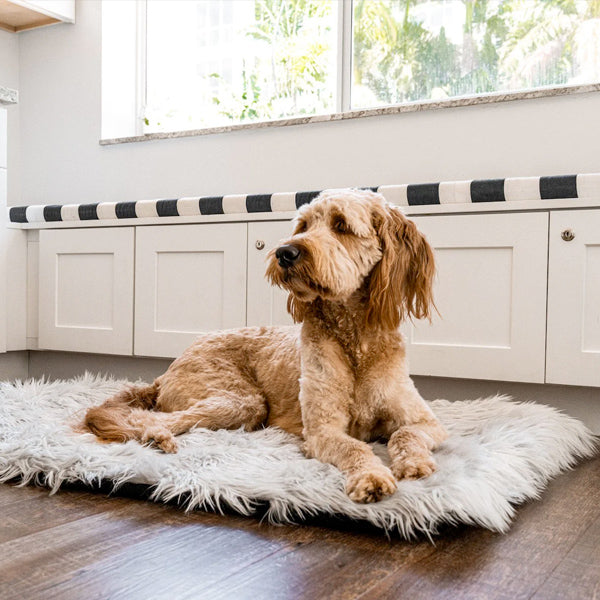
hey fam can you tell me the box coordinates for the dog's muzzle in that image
[275,244,301,268]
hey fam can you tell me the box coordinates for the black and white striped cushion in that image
[9,173,600,224]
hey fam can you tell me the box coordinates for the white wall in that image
[0,31,28,381]
[0,28,20,205]
[14,0,600,208]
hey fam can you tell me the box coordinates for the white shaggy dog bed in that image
[0,375,596,538]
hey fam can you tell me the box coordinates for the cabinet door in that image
[247,221,294,327]
[135,223,247,358]
[38,228,134,355]
[547,210,600,386]
[403,213,548,383]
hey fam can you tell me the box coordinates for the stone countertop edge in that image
[0,86,18,105]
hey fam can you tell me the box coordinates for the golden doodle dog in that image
[85,189,447,503]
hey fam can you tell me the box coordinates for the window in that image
[145,0,337,133]
[101,0,600,140]
[352,0,600,109]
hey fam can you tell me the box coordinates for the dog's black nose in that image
[276,244,301,267]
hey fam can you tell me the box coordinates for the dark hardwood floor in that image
[1,455,599,600]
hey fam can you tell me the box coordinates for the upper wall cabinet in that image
[134,224,247,359]
[403,213,549,383]
[0,0,74,33]
[547,210,600,387]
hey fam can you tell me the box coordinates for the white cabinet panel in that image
[5,227,27,351]
[412,246,513,348]
[547,210,600,386]
[135,223,247,358]
[403,213,548,383]
[38,228,134,354]
[247,221,294,327]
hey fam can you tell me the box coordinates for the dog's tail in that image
[84,383,159,443]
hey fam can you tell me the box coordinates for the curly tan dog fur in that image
[84,189,447,503]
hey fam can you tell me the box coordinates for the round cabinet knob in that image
[255,240,266,250]
[561,229,575,242]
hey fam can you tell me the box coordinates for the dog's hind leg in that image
[127,392,269,453]
[84,383,159,443]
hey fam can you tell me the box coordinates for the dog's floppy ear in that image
[367,204,436,329]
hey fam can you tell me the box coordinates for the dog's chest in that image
[347,395,390,442]
[347,412,388,442]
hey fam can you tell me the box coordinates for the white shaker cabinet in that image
[26,208,600,387]
[546,210,600,387]
[248,215,550,383]
[247,221,294,327]
[38,228,134,355]
[403,213,549,383]
[134,223,247,358]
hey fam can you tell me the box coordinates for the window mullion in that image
[135,0,148,136]
[337,0,353,113]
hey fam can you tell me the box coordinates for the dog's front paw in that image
[346,466,397,503]
[391,454,436,480]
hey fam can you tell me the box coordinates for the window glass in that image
[145,0,337,132]
[352,0,600,109]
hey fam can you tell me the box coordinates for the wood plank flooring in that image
[0,455,598,600]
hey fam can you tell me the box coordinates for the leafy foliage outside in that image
[211,0,336,122]
[353,0,600,107]
[144,0,600,131]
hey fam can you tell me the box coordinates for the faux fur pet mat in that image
[0,375,596,538]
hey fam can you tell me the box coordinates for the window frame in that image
[100,0,600,144]
[135,0,147,137]
[134,0,352,137]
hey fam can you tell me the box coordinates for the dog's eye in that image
[334,219,348,233]
[295,220,307,234]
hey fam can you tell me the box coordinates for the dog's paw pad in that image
[346,467,397,503]
[392,455,436,480]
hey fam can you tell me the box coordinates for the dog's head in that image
[266,189,435,328]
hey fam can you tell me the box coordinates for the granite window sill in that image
[99,83,600,146]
